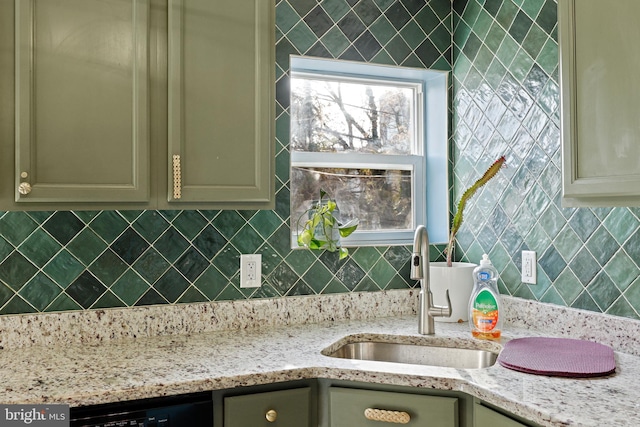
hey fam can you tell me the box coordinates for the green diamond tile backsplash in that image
[0,0,452,315]
[3,0,640,321]
[452,0,640,320]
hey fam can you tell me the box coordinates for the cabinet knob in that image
[18,182,32,195]
[265,409,277,422]
[364,408,411,424]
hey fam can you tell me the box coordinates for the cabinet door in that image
[329,387,458,427]
[560,0,640,206]
[15,0,150,203]
[475,404,529,427]
[167,0,274,206]
[224,387,311,427]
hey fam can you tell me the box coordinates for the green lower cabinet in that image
[223,387,312,427]
[328,387,458,427]
[210,380,539,427]
[474,403,531,427]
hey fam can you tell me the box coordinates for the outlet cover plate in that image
[522,250,537,284]
[240,254,262,288]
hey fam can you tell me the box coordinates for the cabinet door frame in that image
[14,0,150,204]
[223,387,312,427]
[474,401,538,427]
[560,0,640,207]
[167,0,275,208]
[328,386,458,427]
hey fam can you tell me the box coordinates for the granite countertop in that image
[1,290,639,427]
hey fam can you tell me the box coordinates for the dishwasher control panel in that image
[85,413,168,427]
[70,393,212,427]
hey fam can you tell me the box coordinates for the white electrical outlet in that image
[522,250,537,284]
[240,254,262,288]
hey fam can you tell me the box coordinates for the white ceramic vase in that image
[429,262,477,323]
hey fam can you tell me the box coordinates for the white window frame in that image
[289,56,449,247]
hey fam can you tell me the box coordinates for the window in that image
[289,56,448,247]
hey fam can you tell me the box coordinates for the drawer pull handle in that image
[364,408,411,424]
[265,409,277,422]
[172,154,182,199]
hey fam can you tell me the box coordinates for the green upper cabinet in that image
[14,0,150,205]
[559,0,640,207]
[166,0,275,207]
[1,0,274,210]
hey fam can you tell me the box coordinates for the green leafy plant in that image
[297,190,359,260]
[446,156,506,267]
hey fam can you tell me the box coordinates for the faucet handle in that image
[429,288,452,318]
[443,289,452,317]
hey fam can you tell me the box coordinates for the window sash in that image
[290,71,424,156]
[290,151,425,247]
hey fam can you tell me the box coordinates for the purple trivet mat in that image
[497,337,616,378]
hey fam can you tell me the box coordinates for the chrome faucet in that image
[411,225,452,334]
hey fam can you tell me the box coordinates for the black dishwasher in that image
[70,391,213,427]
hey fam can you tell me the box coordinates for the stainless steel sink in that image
[325,341,498,369]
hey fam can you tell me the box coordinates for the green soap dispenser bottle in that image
[469,254,502,340]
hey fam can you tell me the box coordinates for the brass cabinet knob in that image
[265,409,277,422]
[18,182,32,195]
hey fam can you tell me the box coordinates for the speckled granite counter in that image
[1,290,639,427]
